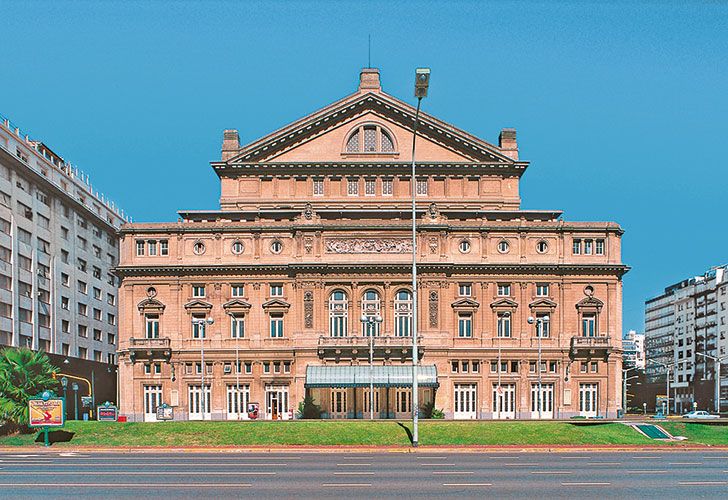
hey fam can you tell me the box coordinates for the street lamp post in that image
[622,366,640,416]
[60,376,68,419]
[696,352,727,413]
[192,317,215,420]
[71,382,79,420]
[410,67,430,448]
[527,315,549,419]
[361,314,383,420]
[227,311,242,420]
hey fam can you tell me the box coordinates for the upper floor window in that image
[345,124,396,153]
[146,314,160,339]
[536,284,549,297]
[497,284,511,297]
[329,290,349,337]
[160,240,169,256]
[497,312,511,338]
[382,178,393,196]
[148,240,157,256]
[572,239,581,255]
[313,178,324,196]
[365,178,376,196]
[270,284,283,297]
[458,313,473,338]
[136,240,145,256]
[361,289,381,336]
[347,178,359,196]
[595,239,605,255]
[582,313,596,337]
[416,178,428,195]
[192,285,205,298]
[394,290,413,337]
[584,239,593,255]
[231,284,245,297]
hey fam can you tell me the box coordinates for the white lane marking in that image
[432,471,475,475]
[322,483,371,487]
[333,472,375,476]
[489,455,519,459]
[59,453,87,457]
[633,456,663,459]
[531,471,572,475]
[420,463,456,467]
[628,470,668,474]
[561,456,587,459]
[336,463,372,466]
[417,456,449,459]
[704,456,728,460]
[503,463,539,466]
[586,462,622,466]
[0,483,252,488]
[669,462,703,465]
[0,471,275,476]
[561,482,611,486]
[10,455,40,458]
[679,481,728,486]
[443,483,492,487]
[0,462,288,467]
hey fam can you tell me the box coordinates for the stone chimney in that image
[498,128,518,160]
[358,68,381,93]
[221,129,240,160]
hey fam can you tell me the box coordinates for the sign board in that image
[81,396,93,408]
[156,403,174,421]
[247,402,260,420]
[29,395,64,428]
[97,405,118,422]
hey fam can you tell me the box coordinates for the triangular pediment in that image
[529,298,557,310]
[137,297,166,313]
[220,91,517,166]
[490,298,519,309]
[183,299,213,311]
[222,299,252,312]
[575,296,604,310]
[262,298,291,311]
[451,298,480,310]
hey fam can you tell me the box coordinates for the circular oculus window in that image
[270,240,283,254]
[458,239,471,254]
[192,241,206,255]
[497,240,510,253]
[231,240,245,255]
[536,240,548,254]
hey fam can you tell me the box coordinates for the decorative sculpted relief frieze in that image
[304,291,314,329]
[429,290,439,328]
[325,238,413,254]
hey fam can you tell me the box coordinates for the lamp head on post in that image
[414,68,431,98]
[527,315,549,324]
[60,377,68,390]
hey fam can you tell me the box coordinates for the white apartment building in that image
[645,265,727,413]
[622,329,645,370]
[0,113,128,363]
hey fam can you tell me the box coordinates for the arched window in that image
[394,290,413,337]
[361,289,381,336]
[344,124,396,153]
[329,290,348,337]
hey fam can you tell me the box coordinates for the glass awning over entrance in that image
[305,365,438,388]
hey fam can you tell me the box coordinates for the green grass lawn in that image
[1,420,726,448]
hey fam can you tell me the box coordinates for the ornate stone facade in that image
[116,68,627,421]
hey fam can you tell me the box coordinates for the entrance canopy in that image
[305,365,438,389]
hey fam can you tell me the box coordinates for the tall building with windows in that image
[0,114,127,363]
[645,265,727,413]
[622,330,645,370]
[117,68,626,421]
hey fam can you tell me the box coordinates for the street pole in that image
[193,317,214,420]
[72,382,79,420]
[411,67,430,448]
[528,316,548,419]
[362,314,383,420]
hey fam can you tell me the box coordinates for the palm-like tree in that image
[0,348,58,432]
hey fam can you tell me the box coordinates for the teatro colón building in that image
[116,68,627,421]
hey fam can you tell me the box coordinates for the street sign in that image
[81,396,93,408]
[97,403,118,422]
[29,394,64,428]
[156,403,174,421]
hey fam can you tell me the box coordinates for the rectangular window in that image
[536,313,550,338]
[263,362,270,374]
[78,347,88,359]
[77,258,87,272]
[160,240,169,256]
[497,312,512,338]
[93,245,102,258]
[146,314,160,338]
[78,303,88,316]
[244,362,252,374]
[416,178,428,195]
[382,178,393,196]
[536,284,549,297]
[582,313,596,337]
[572,239,581,255]
[61,320,70,333]
[458,313,473,338]
[148,241,157,256]
[192,314,207,338]
[595,239,604,255]
[18,228,32,245]
[283,361,291,373]
[497,284,511,296]
[270,284,283,297]
[458,284,472,297]
[0,245,10,263]
[584,239,593,255]
[472,361,479,373]
[461,361,469,373]
[590,361,598,373]
[93,287,101,300]
[136,240,145,256]
[77,236,87,250]
[18,202,32,220]
[78,324,88,337]
[231,285,245,297]
[347,177,359,196]
[93,329,102,341]
[365,178,376,195]
[38,214,50,229]
[107,293,116,305]
[18,281,32,297]
[107,313,116,326]
[192,285,205,298]
[0,217,9,235]
[78,280,87,294]
[231,314,245,338]
[93,308,102,321]
[19,255,32,271]
[270,314,284,338]
[313,178,324,196]
[92,266,101,279]
[451,360,459,373]
[108,333,116,345]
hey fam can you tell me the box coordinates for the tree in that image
[297,395,322,419]
[0,348,58,433]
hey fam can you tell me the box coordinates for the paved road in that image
[0,450,727,498]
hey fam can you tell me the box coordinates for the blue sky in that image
[2,1,727,333]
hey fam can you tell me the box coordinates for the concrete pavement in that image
[1,450,727,498]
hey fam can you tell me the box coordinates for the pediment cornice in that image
[183,299,213,311]
[490,298,519,309]
[262,298,291,311]
[575,296,604,311]
[528,298,557,310]
[137,297,166,314]
[451,298,480,311]
[222,299,252,312]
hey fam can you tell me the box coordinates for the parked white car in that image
[682,410,720,419]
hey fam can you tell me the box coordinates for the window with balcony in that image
[146,314,160,339]
[328,290,348,337]
[582,313,596,337]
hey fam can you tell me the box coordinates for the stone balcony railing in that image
[129,337,172,349]
[317,335,423,361]
[569,335,612,360]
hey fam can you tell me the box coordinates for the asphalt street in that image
[0,450,727,498]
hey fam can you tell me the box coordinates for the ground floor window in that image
[395,388,411,413]
[188,385,211,420]
[363,388,380,413]
[454,383,477,419]
[226,384,250,420]
[530,383,554,419]
[492,383,516,419]
[143,385,162,422]
[265,385,289,420]
[579,383,599,417]
[330,389,347,418]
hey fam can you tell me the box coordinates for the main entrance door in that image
[454,384,477,420]
[188,385,211,420]
[579,383,599,417]
[265,385,289,420]
[330,389,348,419]
[492,384,516,419]
[530,383,554,419]
[143,385,162,422]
